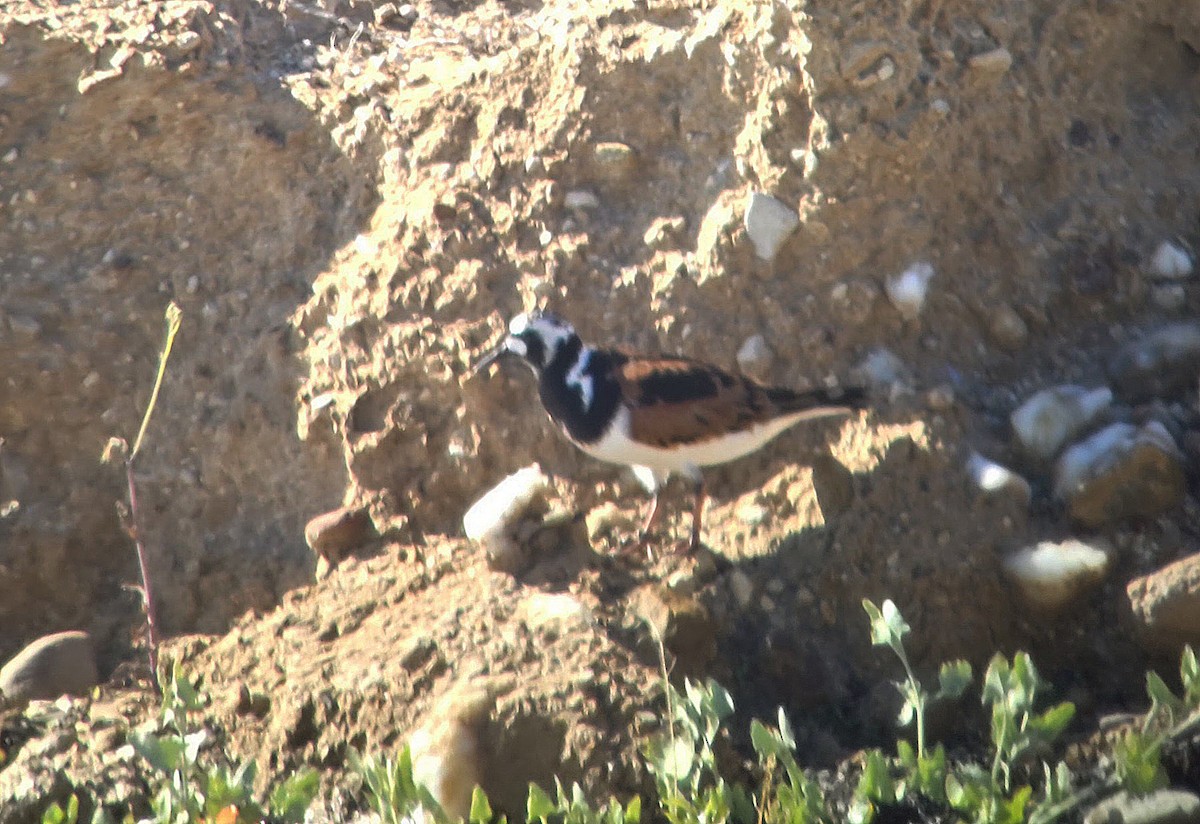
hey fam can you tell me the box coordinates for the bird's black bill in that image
[472,343,508,375]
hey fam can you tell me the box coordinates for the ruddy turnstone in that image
[474,311,867,553]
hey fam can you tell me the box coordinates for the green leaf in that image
[982,653,1010,705]
[1000,786,1032,824]
[1028,702,1075,742]
[469,787,493,823]
[856,750,896,805]
[1115,729,1168,795]
[129,729,185,774]
[1146,671,1183,721]
[777,707,797,751]
[936,660,972,701]
[268,768,319,822]
[863,599,909,647]
[623,795,642,824]
[1182,646,1200,704]
[526,784,555,823]
[183,729,208,764]
[896,697,916,728]
[750,720,785,761]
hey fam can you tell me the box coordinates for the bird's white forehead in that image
[509,313,532,335]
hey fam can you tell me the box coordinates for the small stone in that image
[811,453,855,519]
[1147,240,1194,280]
[463,465,551,574]
[829,279,879,326]
[1128,555,1200,650]
[304,506,376,563]
[925,384,955,411]
[988,303,1028,350]
[630,585,716,676]
[1010,385,1113,461]
[728,569,754,608]
[592,142,636,179]
[736,334,772,380]
[8,315,41,339]
[743,192,799,261]
[1055,421,1185,527]
[1083,789,1200,824]
[886,262,935,320]
[564,190,599,210]
[1004,539,1109,610]
[966,452,1032,507]
[515,592,591,633]
[399,636,436,671]
[1109,322,1200,402]
[969,47,1013,75]
[1152,283,1187,311]
[851,348,912,395]
[0,631,97,708]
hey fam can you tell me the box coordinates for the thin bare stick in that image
[124,302,183,689]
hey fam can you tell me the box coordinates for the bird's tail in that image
[767,384,869,420]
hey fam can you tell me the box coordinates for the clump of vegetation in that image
[37,595,1200,824]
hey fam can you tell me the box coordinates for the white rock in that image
[1004,539,1110,609]
[515,592,592,632]
[736,334,772,378]
[851,347,911,397]
[743,192,799,261]
[564,190,599,210]
[965,452,1032,507]
[1010,385,1113,461]
[1148,240,1193,280]
[463,465,550,572]
[885,262,935,320]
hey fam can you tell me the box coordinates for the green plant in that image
[131,664,318,823]
[854,600,1075,824]
[349,746,449,824]
[1113,645,1200,795]
[106,302,182,686]
[41,795,79,824]
[526,779,641,824]
[749,710,832,824]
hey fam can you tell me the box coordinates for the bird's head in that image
[473,311,578,376]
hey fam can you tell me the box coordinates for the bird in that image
[473,311,867,554]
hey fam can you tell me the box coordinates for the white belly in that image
[574,405,836,475]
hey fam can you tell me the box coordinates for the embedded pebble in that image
[564,190,599,210]
[585,501,638,544]
[988,303,1028,351]
[829,279,879,326]
[463,465,550,573]
[1127,554,1200,649]
[1054,421,1185,527]
[1109,321,1200,402]
[728,569,754,608]
[736,334,772,380]
[743,192,799,261]
[1010,385,1113,461]
[0,631,98,708]
[592,142,635,179]
[968,47,1013,75]
[515,592,592,633]
[1151,283,1187,311]
[925,384,955,411]
[885,262,935,320]
[1147,240,1194,280]
[1004,539,1109,610]
[851,347,912,396]
[966,452,1032,507]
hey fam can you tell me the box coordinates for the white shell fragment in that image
[1148,241,1194,280]
[1004,539,1110,609]
[463,465,550,571]
[743,192,800,261]
[966,452,1032,507]
[736,334,772,379]
[885,262,935,320]
[1010,385,1113,461]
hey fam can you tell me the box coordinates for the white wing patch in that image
[565,348,594,410]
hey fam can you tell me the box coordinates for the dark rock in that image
[0,631,97,708]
